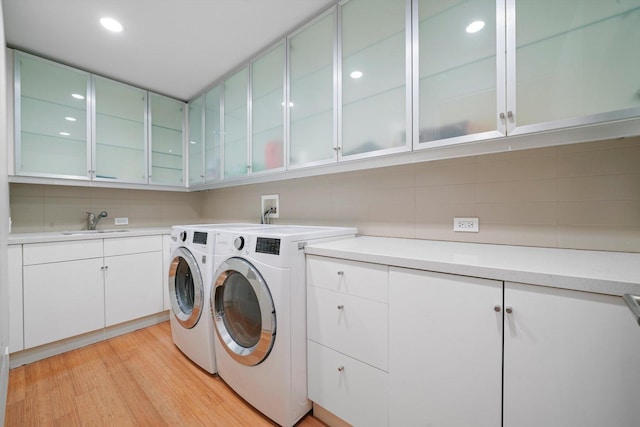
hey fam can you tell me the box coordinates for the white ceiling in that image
[2,0,338,101]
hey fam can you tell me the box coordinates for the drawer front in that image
[23,239,103,265]
[104,235,162,256]
[308,286,388,371]
[308,340,388,427]
[307,255,388,303]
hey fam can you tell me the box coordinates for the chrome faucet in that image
[85,211,108,230]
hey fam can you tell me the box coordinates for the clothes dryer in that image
[210,225,356,426]
[168,223,258,373]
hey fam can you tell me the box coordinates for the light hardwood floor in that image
[4,321,327,427]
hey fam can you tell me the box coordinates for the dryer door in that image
[169,247,204,329]
[212,257,276,366]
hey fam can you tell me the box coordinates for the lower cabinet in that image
[8,245,24,353]
[387,267,640,427]
[20,235,164,350]
[388,268,503,427]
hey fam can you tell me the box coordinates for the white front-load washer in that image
[168,223,258,373]
[210,225,356,426]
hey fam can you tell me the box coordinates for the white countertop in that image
[305,236,640,297]
[8,227,171,245]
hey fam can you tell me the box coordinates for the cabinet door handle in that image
[494,305,501,312]
[337,271,344,276]
[337,304,344,310]
[338,366,344,372]
[505,306,513,314]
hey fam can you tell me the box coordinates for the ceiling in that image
[2,0,338,101]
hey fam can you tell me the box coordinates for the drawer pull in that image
[337,304,344,310]
[337,271,344,276]
[338,366,344,372]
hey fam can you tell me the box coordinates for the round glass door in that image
[168,247,204,329]
[212,257,276,366]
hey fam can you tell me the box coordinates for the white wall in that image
[0,0,10,423]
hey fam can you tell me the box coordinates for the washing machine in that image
[168,223,259,373]
[210,225,357,426]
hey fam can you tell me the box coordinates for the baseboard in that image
[9,311,169,368]
[1,346,9,427]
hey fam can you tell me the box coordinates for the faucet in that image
[85,211,108,230]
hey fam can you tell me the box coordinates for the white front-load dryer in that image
[210,225,356,426]
[168,223,258,373]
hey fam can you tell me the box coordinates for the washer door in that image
[212,257,276,366]
[168,247,204,329]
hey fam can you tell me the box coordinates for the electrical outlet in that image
[453,217,479,232]
[261,194,280,218]
[114,217,129,226]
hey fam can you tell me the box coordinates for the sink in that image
[61,229,129,235]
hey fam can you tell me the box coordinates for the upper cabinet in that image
[509,0,640,134]
[223,67,249,180]
[415,0,504,148]
[204,86,222,182]
[251,43,286,174]
[288,10,337,168]
[188,93,204,185]
[13,51,186,188]
[340,0,411,159]
[16,54,91,178]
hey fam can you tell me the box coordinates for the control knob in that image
[179,231,187,242]
[234,236,245,250]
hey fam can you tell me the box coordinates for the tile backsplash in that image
[10,136,640,252]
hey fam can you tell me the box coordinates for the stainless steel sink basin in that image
[61,229,129,235]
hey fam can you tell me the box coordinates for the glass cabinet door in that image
[16,54,90,178]
[94,77,147,183]
[205,85,222,182]
[251,44,285,174]
[511,0,640,134]
[188,94,205,185]
[340,0,410,158]
[149,94,185,186]
[416,0,502,148]
[289,10,336,168]
[223,67,249,179]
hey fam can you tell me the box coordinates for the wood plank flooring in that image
[4,321,327,427]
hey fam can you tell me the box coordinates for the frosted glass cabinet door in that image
[16,54,90,178]
[340,0,409,158]
[188,94,205,185]
[223,67,249,179]
[205,85,222,182]
[251,44,285,174]
[513,0,640,132]
[150,94,185,186]
[94,77,147,183]
[289,11,336,167]
[417,0,500,146]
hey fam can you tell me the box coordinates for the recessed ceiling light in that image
[466,20,485,34]
[100,17,124,33]
[65,116,77,122]
[350,70,363,79]
[71,93,85,100]
[59,132,70,136]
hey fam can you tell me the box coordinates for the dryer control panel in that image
[256,237,281,255]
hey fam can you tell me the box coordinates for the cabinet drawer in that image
[308,285,388,371]
[23,240,103,265]
[104,235,162,256]
[308,340,388,427]
[307,255,388,303]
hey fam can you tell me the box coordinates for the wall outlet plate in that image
[453,217,479,232]
[261,194,279,218]
[114,217,129,226]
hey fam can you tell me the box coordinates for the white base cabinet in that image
[503,282,640,427]
[8,245,24,353]
[388,268,503,427]
[19,235,164,349]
